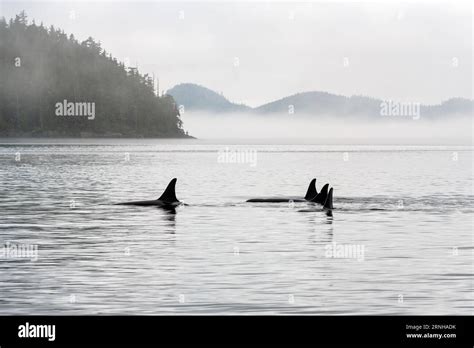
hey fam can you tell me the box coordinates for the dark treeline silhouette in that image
[0,11,188,138]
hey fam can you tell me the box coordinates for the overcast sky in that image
[1,0,472,106]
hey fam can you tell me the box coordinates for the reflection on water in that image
[0,141,472,314]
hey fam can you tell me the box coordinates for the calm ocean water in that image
[0,139,472,314]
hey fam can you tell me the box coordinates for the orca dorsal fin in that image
[158,178,179,203]
[323,187,333,210]
[311,183,329,204]
[304,178,318,200]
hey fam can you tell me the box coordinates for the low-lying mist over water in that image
[182,112,473,144]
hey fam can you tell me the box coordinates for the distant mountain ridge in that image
[167,83,473,118]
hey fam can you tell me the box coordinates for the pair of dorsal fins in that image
[305,178,333,209]
[313,183,334,209]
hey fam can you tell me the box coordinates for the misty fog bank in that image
[182,113,473,145]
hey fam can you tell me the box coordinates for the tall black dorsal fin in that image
[323,187,333,210]
[304,178,318,200]
[311,183,329,204]
[158,178,179,203]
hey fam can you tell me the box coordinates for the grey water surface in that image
[0,140,472,314]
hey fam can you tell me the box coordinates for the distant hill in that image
[167,83,251,114]
[168,83,473,119]
[255,92,381,116]
[422,98,473,118]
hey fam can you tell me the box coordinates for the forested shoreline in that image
[0,12,190,138]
